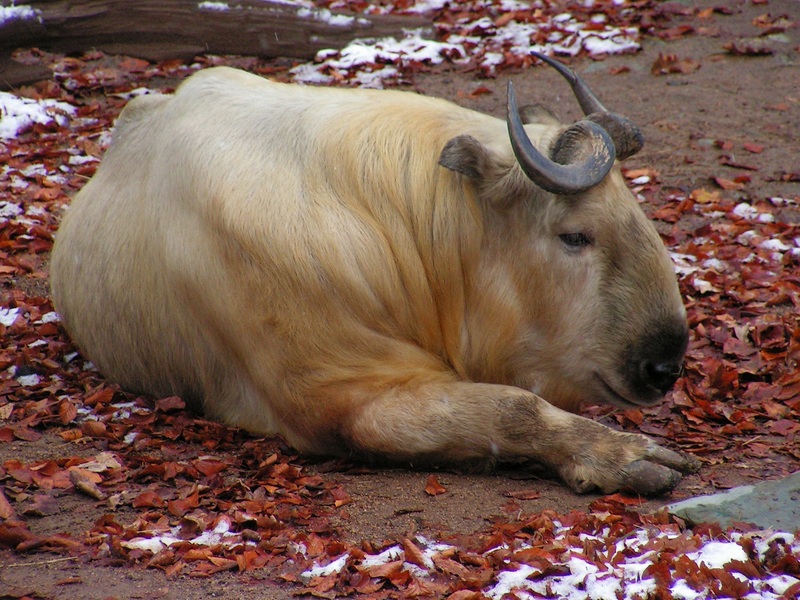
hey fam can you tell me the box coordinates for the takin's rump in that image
[51,55,699,495]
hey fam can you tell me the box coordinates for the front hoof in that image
[617,460,682,496]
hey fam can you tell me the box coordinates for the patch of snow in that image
[26,204,47,216]
[296,7,354,26]
[732,202,773,222]
[0,91,76,139]
[37,311,60,324]
[761,574,800,595]
[21,163,48,178]
[687,540,748,569]
[670,578,702,599]
[581,27,639,55]
[17,373,41,386]
[670,252,699,276]
[0,201,23,221]
[402,0,449,14]
[692,278,718,294]
[113,87,155,100]
[702,258,726,271]
[197,1,231,11]
[300,553,350,582]
[360,545,403,567]
[67,154,98,165]
[292,30,460,88]
[121,532,182,553]
[0,307,20,326]
[486,564,541,599]
[769,196,798,206]
[737,230,759,245]
[751,532,796,559]
[760,238,791,252]
[121,515,246,553]
[0,4,38,24]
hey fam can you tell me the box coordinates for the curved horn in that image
[507,81,615,195]
[531,51,644,160]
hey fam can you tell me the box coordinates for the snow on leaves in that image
[291,506,800,599]
[293,0,645,86]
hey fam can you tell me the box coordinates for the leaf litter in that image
[1,0,799,597]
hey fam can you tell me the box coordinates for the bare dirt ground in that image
[1,0,799,598]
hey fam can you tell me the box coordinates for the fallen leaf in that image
[743,142,764,154]
[724,39,775,56]
[402,538,429,569]
[58,400,78,425]
[69,469,106,500]
[364,559,404,579]
[0,488,15,519]
[690,188,722,204]
[713,177,745,191]
[424,474,447,496]
[651,53,700,75]
[504,489,541,500]
[22,494,60,517]
[155,396,185,412]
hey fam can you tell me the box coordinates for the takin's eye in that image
[558,232,593,249]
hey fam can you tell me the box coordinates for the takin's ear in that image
[518,103,560,126]
[438,135,491,179]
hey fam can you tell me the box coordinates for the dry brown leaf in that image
[424,474,447,496]
[651,53,700,75]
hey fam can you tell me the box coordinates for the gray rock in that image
[666,471,800,531]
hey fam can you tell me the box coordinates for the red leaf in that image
[58,399,78,425]
[0,522,38,548]
[13,426,41,442]
[504,489,541,501]
[364,559,404,579]
[447,591,484,600]
[743,142,764,154]
[0,488,15,520]
[651,53,700,75]
[424,474,447,496]
[156,396,185,412]
[469,86,492,98]
[132,490,164,508]
[713,176,745,191]
[81,421,107,438]
[402,538,428,569]
[192,459,229,478]
[84,388,114,406]
[770,419,800,436]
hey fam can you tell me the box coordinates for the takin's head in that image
[439,53,688,413]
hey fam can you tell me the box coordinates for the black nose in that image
[625,321,688,400]
[641,360,682,395]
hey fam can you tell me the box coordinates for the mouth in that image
[594,373,660,409]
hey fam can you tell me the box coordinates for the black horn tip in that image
[531,51,578,84]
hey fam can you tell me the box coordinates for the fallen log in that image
[0,0,429,62]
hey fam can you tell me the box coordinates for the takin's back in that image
[51,67,502,448]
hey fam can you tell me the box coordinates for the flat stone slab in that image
[666,471,800,531]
